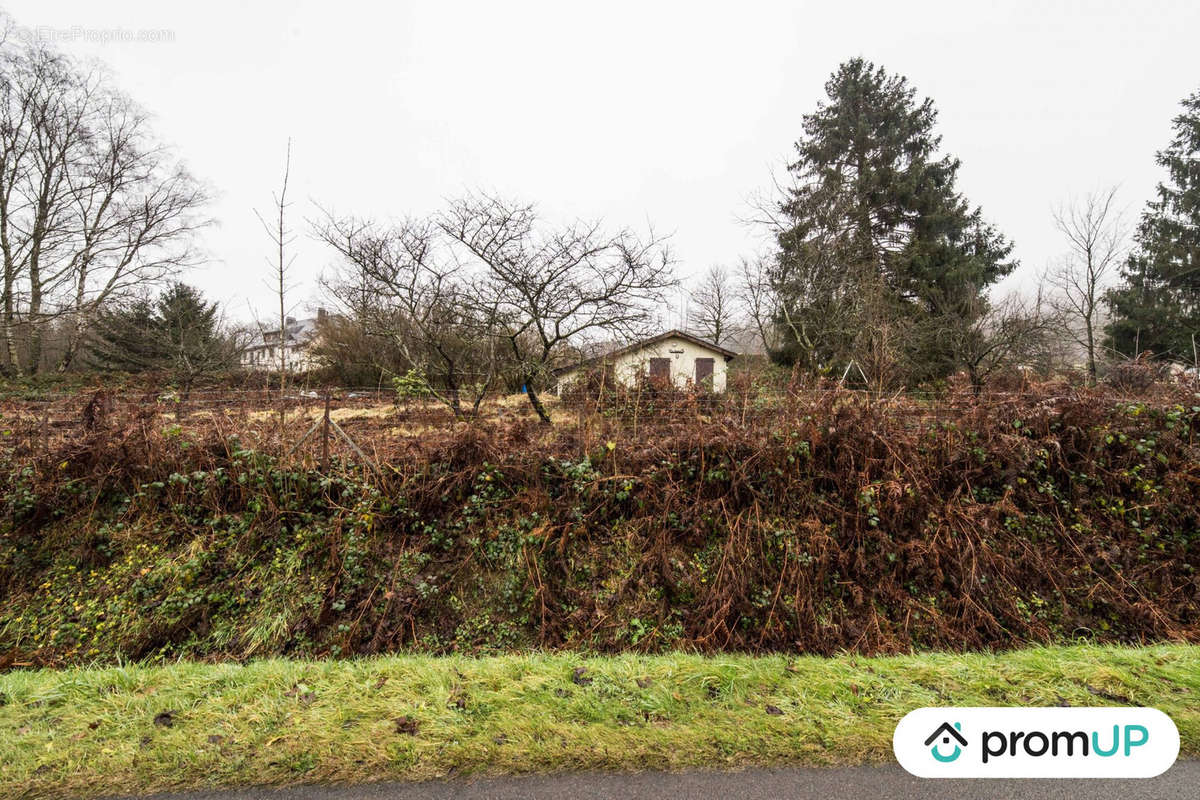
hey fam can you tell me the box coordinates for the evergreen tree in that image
[87,283,237,384]
[155,283,237,382]
[772,58,1016,382]
[1106,89,1200,361]
[86,298,164,372]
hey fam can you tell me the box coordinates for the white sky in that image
[8,0,1199,321]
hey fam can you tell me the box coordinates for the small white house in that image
[555,329,737,394]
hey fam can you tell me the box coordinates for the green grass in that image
[1,644,1198,799]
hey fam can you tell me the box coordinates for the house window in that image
[695,357,714,387]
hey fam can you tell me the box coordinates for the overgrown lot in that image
[1,383,1199,665]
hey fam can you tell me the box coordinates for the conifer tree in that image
[1106,89,1200,362]
[86,298,163,372]
[87,283,237,385]
[772,58,1016,381]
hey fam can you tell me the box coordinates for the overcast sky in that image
[7,1,1199,322]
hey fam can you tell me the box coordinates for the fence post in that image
[321,392,331,471]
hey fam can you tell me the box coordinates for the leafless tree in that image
[688,264,738,345]
[57,97,207,371]
[315,212,500,416]
[438,193,675,423]
[0,28,206,375]
[736,255,783,355]
[1046,187,1127,384]
[255,140,298,393]
[768,253,881,373]
[943,290,1059,394]
[849,272,913,391]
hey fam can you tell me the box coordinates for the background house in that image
[240,311,323,372]
[556,330,737,394]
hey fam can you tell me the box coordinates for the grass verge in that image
[1,644,1198,799]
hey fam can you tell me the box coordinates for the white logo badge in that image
[894,707,1179,778]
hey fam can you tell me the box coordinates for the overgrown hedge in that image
[2,387,1199,665]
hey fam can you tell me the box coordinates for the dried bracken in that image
[1,377,1198,665]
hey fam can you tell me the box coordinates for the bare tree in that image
[438,193,674,423]
[942,290,1059,395]
[1046,187,1126,384]
[0,43,87,373]
[315,212,500,416]
[0,28,206,375]
[57,97,207,370]
[736,255,784,355]
[688,264,738,345]
[255,140,297,393]
[849,272,913,391]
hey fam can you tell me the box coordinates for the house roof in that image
[923,722,968,748]
[555,329,738,374]
[243,316,320,353]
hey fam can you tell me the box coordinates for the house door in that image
[695,357,714,387]
[649,357,671,384]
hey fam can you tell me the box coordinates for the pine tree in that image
[772,58,1016,381]
[155,283,236,384]
[86,298,166,372]
[1106,89,1200,362]
[87,283,237,384]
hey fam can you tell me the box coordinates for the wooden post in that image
[321,392,331,471]
[577,388,585,458]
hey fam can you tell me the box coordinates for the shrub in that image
[1,384,1198,665]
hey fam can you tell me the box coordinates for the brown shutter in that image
[695,357,714,386]
[649,357,671,383]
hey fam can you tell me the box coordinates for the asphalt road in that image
[116,762,1200,800]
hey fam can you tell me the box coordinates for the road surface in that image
[114,761,1200,800]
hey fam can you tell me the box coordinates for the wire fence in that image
[0,382,1192,422]
[0,379,1195,476]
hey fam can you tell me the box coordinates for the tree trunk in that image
[968,363,983,396]
[2,281,19,377]
[444,363,463,417]
[57,340,78,373]
[472,373,494,414]
[526,384,552,424]
[25,216,47,374]
[26,277,42,375]
[1085,317,1097,386]
[57,310,89,373]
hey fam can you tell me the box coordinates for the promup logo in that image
[894,707,1178,778]
[924,721,967,762]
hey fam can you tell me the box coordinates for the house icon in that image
[924,721,967,763]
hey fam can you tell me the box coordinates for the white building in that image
[240,313,322,372]
[555,329,738,394]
